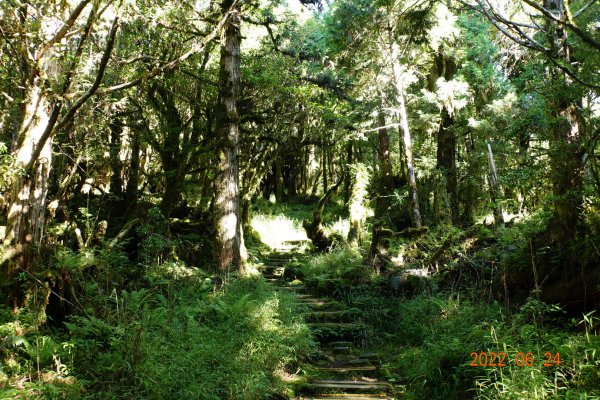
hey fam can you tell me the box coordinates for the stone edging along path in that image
[260,250,398,400]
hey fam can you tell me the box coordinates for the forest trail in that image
[260,248,397,400]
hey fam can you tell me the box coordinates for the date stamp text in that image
[469,351,561,367]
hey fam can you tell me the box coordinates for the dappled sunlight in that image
[251,214,308,250]
[326,217,350,239]
[478,210,528,225]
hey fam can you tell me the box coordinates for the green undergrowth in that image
[1,202,338,400]
[1,206,316,399]
[299,246,381,296]
[73,275,314,400]
[1,273,315,400]
[375,295,600,399]
[296,226,600,399]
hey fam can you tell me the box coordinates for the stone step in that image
[346,359,372,366]
[328,341,353,347]
[262,263,286,268]
[306,380,392,391]
[296,299,341,309]
[357,352,379,361]
[300,395,391,400]
[263,270,286,278]
[282,239,310,245]
[303,310,359,322]
[332,346,352,354]
[305,310,356,316]
[264,255,292,261]
[313,365,378,373]
[281,285,306,291]
[262,263,287,268]
[308,322,364,329]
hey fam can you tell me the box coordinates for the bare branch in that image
[521,0,600,52]
[547,56,600,89]
[573,0,597,18]
[35,0,93,62]
[54,16,120,132]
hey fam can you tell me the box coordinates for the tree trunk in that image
[436,108,458,224]
[275,155,283,201]
[285,152,298,196]
[310,167,321,197]
[543,0,585,243]
[397,90,422,228]
[2,85,54,307]
[486,142,504,227]
[109,117,124,198]
[322,148,328,194]
[549,102,584,241]
[160,170,184,217]
[303,175,343,252]
[303,148,310,195]
[300,148,306,196]
[429,52,459,225]
[390,41,422,228]
[343,142,353,208]
[398,129,407,183]
[375,110,394,217]
[125,127,141,215]
[366,105,398,268]
[214,0,242,272]
[461,131,478,225]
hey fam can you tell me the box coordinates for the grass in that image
[250,196,352,251]
[1,206,317,400]
[293,227,600,400]
[0,273,315,400]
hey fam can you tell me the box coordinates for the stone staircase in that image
[259,251,396,400]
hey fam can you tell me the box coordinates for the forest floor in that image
[248,197,600,400]
[260,249,398,399]
[1,197,599,399]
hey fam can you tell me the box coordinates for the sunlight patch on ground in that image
[325,217,350,239]
[478,211,527,225]
[251,215,308,249]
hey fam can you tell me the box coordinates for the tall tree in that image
[1,0,118,306]
[214,0,243,271]
[461,0,598,242]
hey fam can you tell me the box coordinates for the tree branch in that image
[35,0,94,62]
[521,0,600,52]
[93,1,240,95]
[55,16,120,131]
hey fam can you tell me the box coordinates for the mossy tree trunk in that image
[543,0,585,243]
[2,7,117,306]
[431,53,459,225]
[366,105,396,269]
[322,148,328,194]
[214,0,243,272]
[390,39,422,228]
[109,116,124,199]
[486,142,504,227]
[303,174,343,251]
